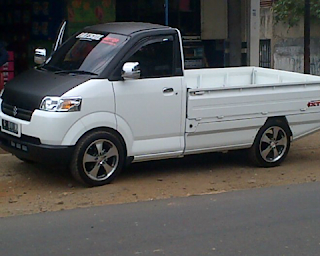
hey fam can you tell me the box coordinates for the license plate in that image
[1,119,19,135]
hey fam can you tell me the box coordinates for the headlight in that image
[40,97,82,112]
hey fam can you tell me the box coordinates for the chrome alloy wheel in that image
[82,139,119,181]
[259,126,288,163]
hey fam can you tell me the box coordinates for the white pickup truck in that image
[1,22,320,186]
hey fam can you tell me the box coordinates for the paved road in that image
[1,182,320,256]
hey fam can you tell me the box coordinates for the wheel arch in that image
[75,126,128,158]
[264,116,293,137]
[61,112,134,157]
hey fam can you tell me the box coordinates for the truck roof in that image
[83,22,173,36]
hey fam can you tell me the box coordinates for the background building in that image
[260,1,320,75]
[0,0,261,75]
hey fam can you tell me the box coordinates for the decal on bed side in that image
[308,100,320,107]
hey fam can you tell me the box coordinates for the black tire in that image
[250,119,291,167]
[70,130,125,186]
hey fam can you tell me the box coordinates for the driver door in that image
[112,35,184,158]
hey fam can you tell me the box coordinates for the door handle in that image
[163,87,174,94]
[193,91,205,95]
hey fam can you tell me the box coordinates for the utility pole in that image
[228,0,242,66]
[248,0,260,67]
[304,0,311,74]
[165,0,169,25]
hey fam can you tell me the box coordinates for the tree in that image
[273,0,320,27]
[273,0,317,73]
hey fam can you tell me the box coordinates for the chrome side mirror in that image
[34,48,47,65]
[122,62,141,80]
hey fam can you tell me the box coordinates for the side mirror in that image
[34,48,47,65]
[122,62,141,80]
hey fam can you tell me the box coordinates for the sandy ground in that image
[1,131,320,217]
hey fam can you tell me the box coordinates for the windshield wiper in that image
[54,70,98,76]
[41,65,63,72]
[36,66,48,71]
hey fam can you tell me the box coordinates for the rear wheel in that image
[70,130,125,186]
[250,119,291,167]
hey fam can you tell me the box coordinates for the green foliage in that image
[273,0,320,27]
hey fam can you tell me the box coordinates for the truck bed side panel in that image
[185,83,320,153]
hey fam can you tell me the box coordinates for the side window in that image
[127,39,174,79]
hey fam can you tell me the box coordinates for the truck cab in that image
[0,22,187,186]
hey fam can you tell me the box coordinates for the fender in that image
[286,113,320,140]
[61,112,117,146]
[115,114,134,156]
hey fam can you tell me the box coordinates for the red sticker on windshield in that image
[101,36,120,46]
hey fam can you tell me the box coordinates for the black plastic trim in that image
[108,30,181,81]
[1,102,33,121]
[0,131,74,165]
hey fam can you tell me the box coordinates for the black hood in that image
[1,68,91,114]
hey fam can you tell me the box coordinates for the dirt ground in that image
[1,131,320,218]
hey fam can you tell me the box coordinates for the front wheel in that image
[70,130,125,186]
[250,119,291,167]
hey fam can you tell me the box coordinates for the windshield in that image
[43,32,129,75]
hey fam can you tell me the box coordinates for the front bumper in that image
[0,131,74,165]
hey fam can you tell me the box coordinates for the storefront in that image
[0,0,255,76]
[67,0,224,69]
[0,0,65,74]
[116,0,228,69]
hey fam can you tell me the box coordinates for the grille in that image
[1,102,33,121]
